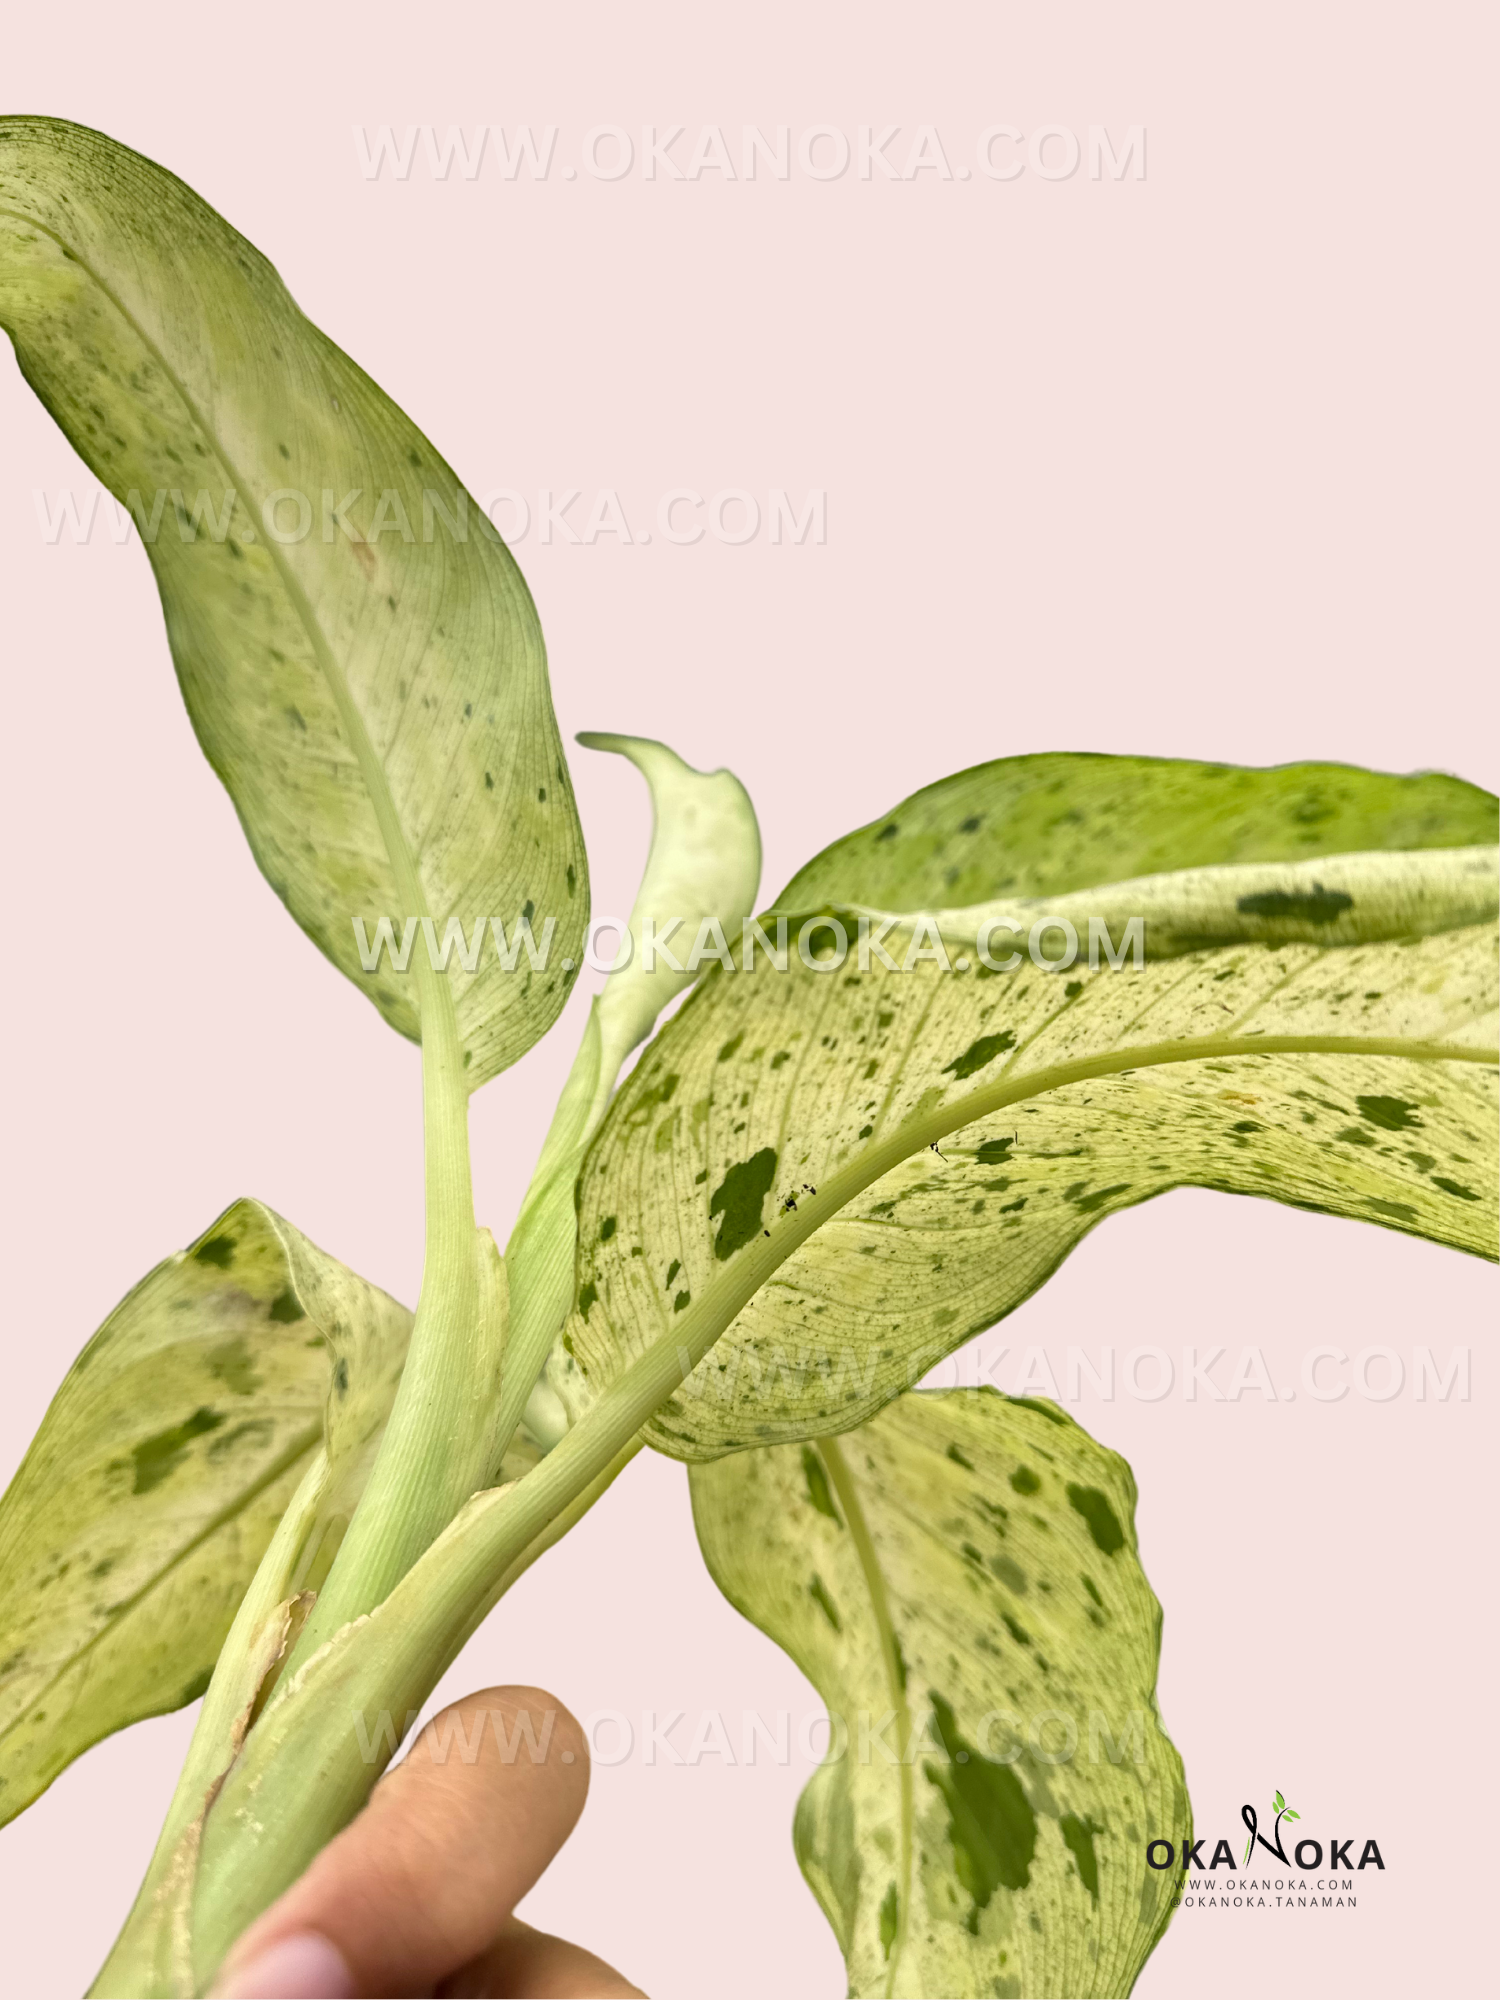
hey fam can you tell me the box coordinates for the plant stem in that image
[419,1030,1500,1604]
[176,1028,1497,1986]
[89,1451,333,1999]
[288,961,484,1670]
[189,1439,642,1986]
[488,1004,603,1471]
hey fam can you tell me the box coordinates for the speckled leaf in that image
[0,1200,411,1826]
[776,753,1496,916]
[0,118,586,1085]
[548,840,1496,1457]
[691,1389,1188,1998]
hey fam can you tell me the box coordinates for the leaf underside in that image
[691,1389,1188,1998]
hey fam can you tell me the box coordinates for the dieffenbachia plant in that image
[0,117,1494,2000]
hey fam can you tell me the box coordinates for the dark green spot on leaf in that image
[1067,1484,1125,1555]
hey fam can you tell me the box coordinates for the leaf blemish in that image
[1357,1094,1421,1132]
[943,1032,1017,1080]
[925,1692,1036,1925]
[801,1446,843,1524]
[709,1148,778,1262]
[809,1574,842,1630]
[1067,1484,1125,1555]
[131,1408,225,1495]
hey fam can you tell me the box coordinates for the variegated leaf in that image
[777,753,1495,915]
[691,1389,1187,1998]
[0,117,585,1083]
[0,1200,410,1824]
[548,832,1496,1456]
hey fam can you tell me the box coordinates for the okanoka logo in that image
[1146,1786,1386,1884]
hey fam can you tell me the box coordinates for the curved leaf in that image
[505,733,761,1453]
[547,835,1496,1456]
[690,1389,1188,1998]
[0,117,586,1084]
[578,732,762,1134]
[0,1200,410,1825]
[777,753,1496,915]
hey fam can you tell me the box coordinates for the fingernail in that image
[212,1929,356,1998]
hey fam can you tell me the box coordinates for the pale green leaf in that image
[578,732,762,1135]
[776,753,1496,915]
[0,1199,410,1826]
[547,833,1496,1456]
[0,117,586,1086]
[86,1224,540,1998]
[690,1389,1188,1998]
[502,734,761,1455]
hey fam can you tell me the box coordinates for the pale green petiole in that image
[286,954,487,1670]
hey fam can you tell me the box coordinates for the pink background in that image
[2,5,1494,1995]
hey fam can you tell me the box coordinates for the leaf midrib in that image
[817,1436,913,1995]
[616,1032,1497,1442]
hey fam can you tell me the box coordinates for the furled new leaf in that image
[691,1389,1188,1998]
[546,758,1496,1457]
[0,117,586,1084]
[578,732,762,1134]
[0,1200,410,1826]
[505,733,761,1453]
